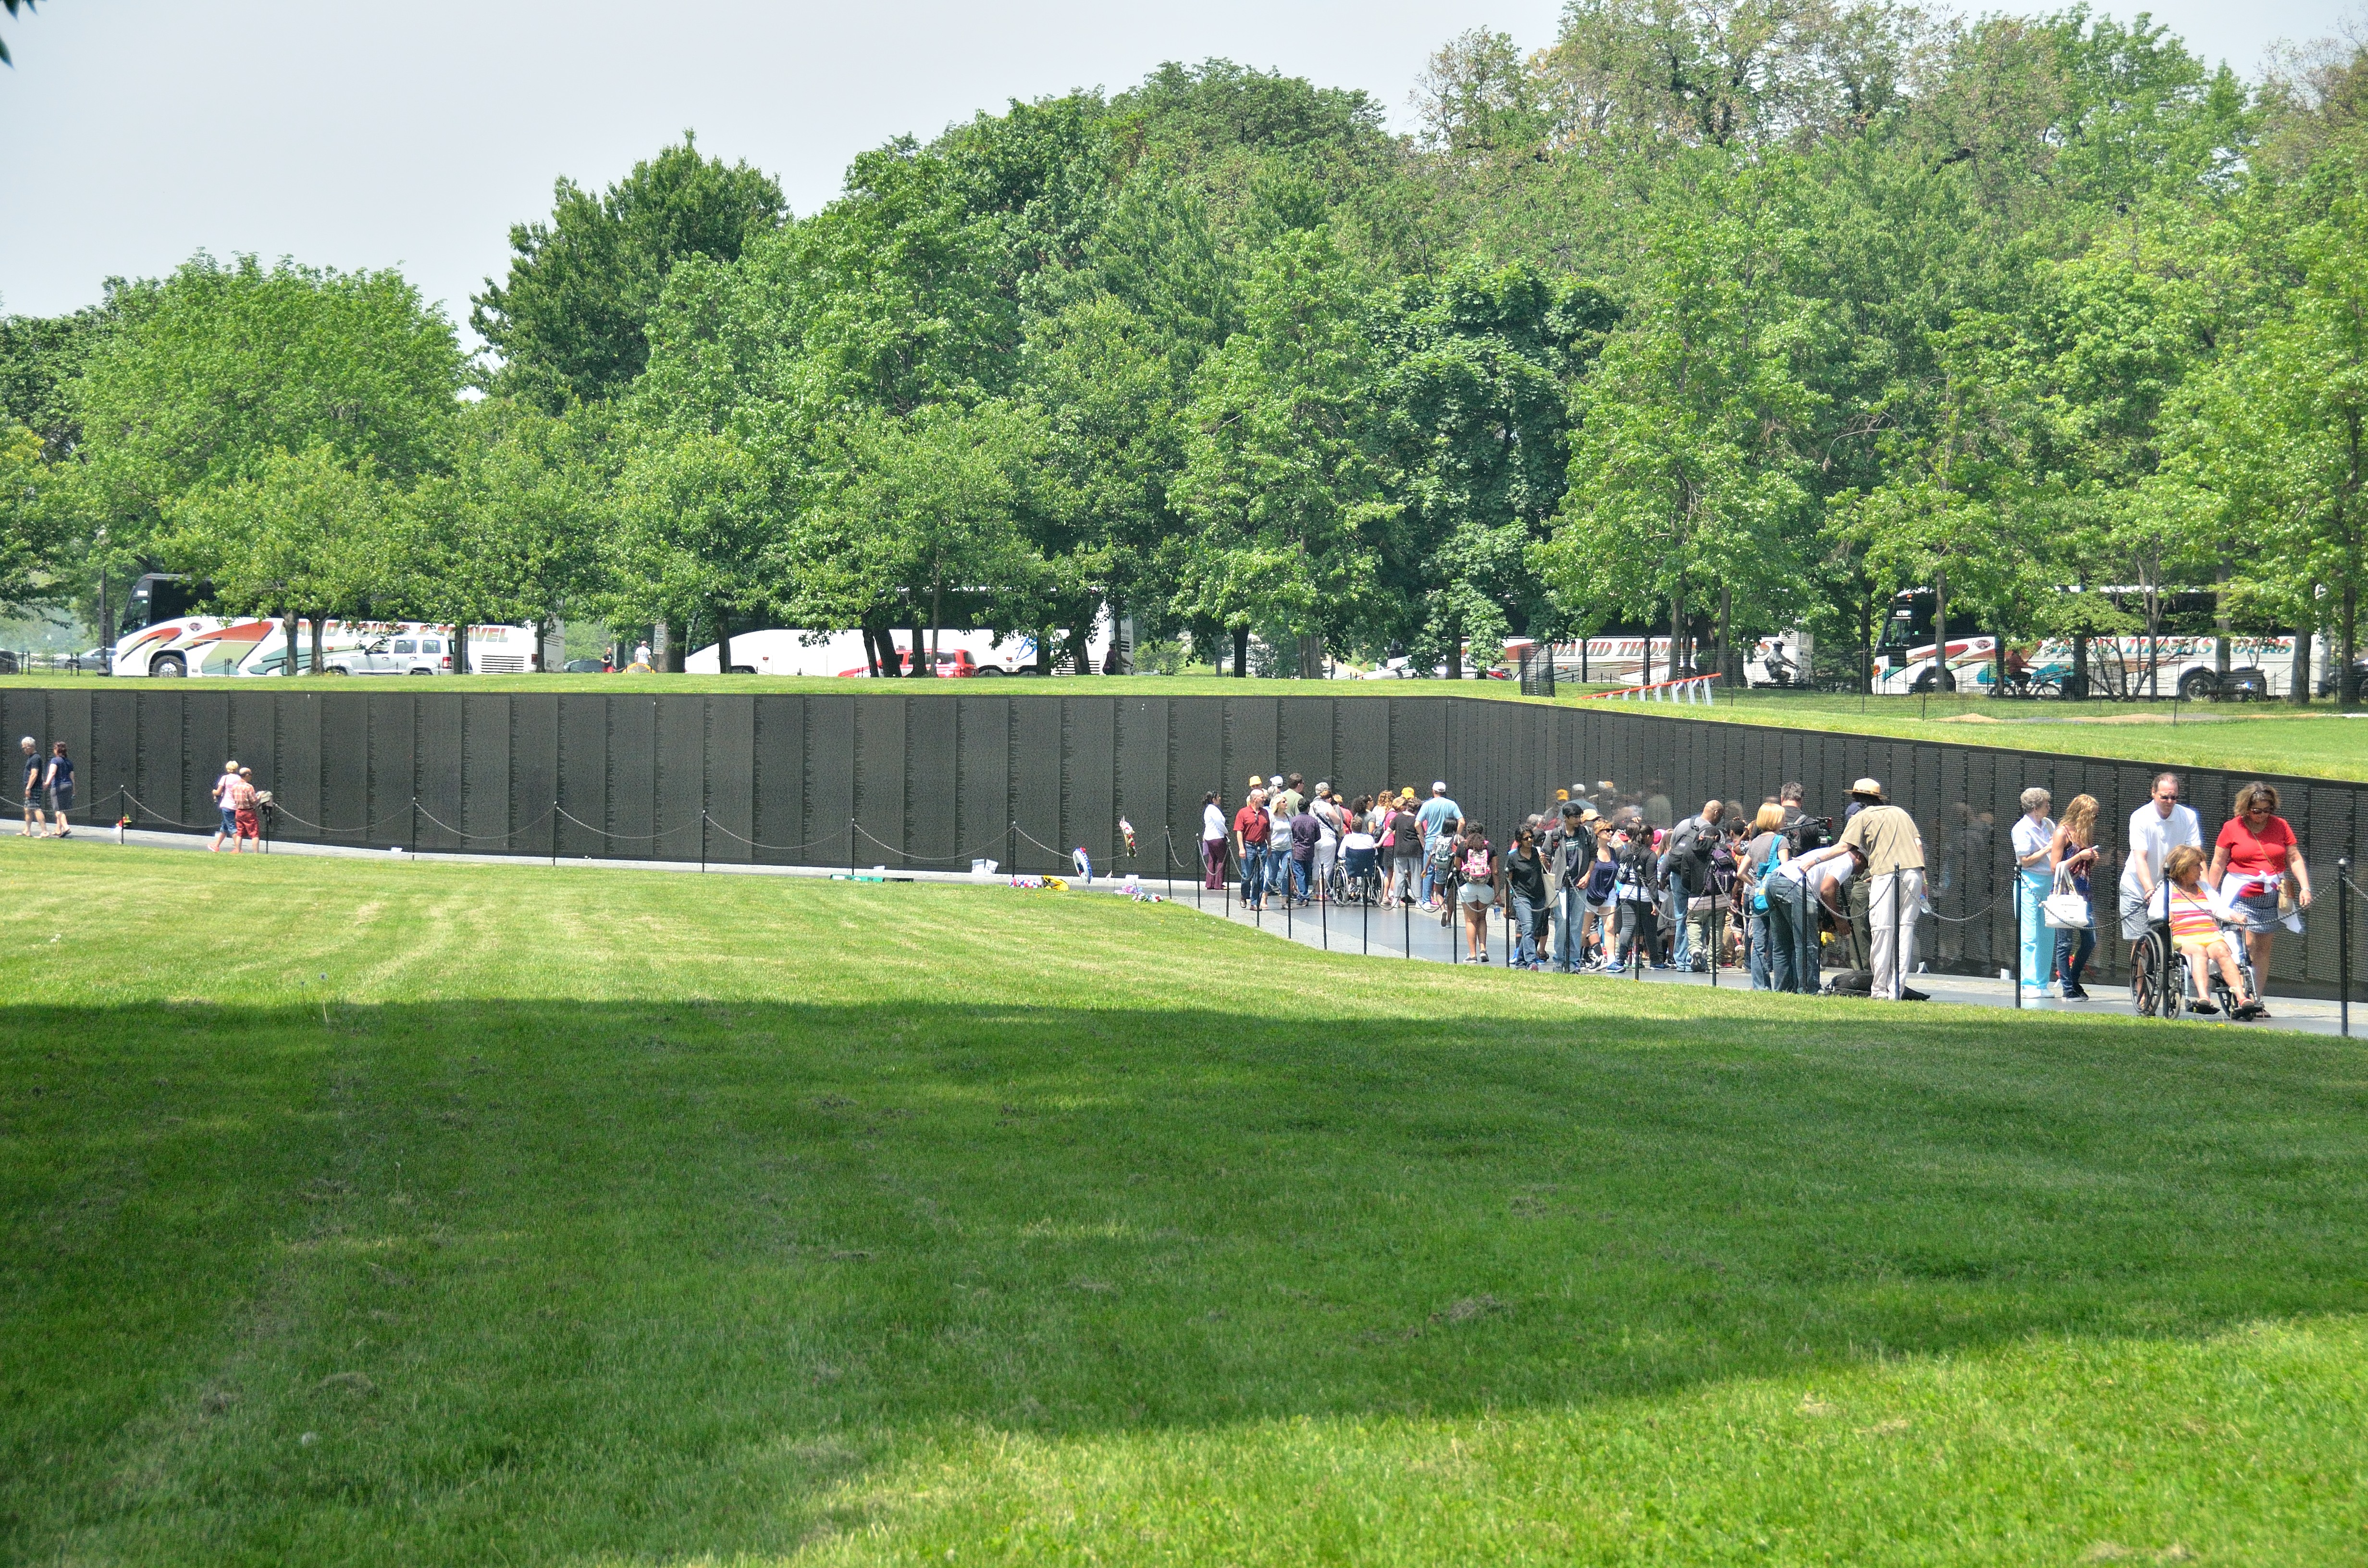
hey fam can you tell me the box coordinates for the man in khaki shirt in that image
[1839,778,1926,999]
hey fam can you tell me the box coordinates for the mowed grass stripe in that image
[2,840,2364,1564]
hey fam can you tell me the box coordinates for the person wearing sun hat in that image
[1838,776,1927,999]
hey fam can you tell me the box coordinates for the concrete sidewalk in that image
[35,826,2363,1040]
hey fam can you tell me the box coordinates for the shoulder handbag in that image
[2042,865,2092,930]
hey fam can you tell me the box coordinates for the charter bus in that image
[1866,586,2341,698]
[109,574,543,677]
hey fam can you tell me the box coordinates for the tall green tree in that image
[473,136,785,408]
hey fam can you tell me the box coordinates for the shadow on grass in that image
[6,992,2367,1559]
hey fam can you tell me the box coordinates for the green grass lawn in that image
[5,842,2367,1565]
[8,671,2363,780]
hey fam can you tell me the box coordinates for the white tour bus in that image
[109,574,543,677]
[686,622,1114,676]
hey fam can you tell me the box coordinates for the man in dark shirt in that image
[1287,805,1321,904]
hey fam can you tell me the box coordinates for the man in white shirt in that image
[2118,772,2202,940]
[1766,840,1863,994]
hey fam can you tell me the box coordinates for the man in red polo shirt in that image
[1232,784,1270,910]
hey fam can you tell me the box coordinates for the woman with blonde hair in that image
[2048,793,2101,1000]
[2159,843,2258,1017]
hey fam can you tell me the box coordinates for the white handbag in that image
[2041,866,2092,930]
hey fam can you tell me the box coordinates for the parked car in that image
[564,657,607,673]
[329,633,454,676]
[835,648,989,678]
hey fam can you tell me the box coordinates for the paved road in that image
[37,826,2364,1040]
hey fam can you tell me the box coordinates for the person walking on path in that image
[2208,781,2312,1016]
[1233,784,1270,909]
[1738,802,1789,990]
[2118,772,2201,945]
[1455,822,1499,963]
[1416,782,1463,910]
[1838,778,1925,1000]
[210,760,243,852]
[1200,792,1228,891]
[1310,784,1342,898]
[2011,786,2058,1000]
[2049,793,2101,1000]
[1265,782,1295,904]
[1503,824,1550,969]
[20,736,41,836]
[228,766,260,851]
[1544,801,1590,971]
[40,742,75,838]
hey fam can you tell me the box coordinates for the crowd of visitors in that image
[1197,767,2316,1010]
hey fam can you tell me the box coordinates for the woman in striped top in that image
[2160,844,2258,1018]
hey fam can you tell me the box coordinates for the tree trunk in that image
[1640,617,1654,687]
[715,603,733,674]
[1232,625,1248,677]
[1715,585,1732,685]
[1931,570,1951,692]
[1858,587,1873,693]
[1035,629,1053,676]
[454,619,469,678]
[2290,621,2312,706]
[2214,560,2232,677]
[2145,584,2161,699]
[310,612,324,676]
[283,605,299,676]
[1446,616,1462,681]
[2073,633,2089,700]
[910,612,932,677]
[2342,580,2359,710]
[654,619,671,673]
[1669,585,1687,677]
[930,575,943,676]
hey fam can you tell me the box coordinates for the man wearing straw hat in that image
[1838,777,1927,1000]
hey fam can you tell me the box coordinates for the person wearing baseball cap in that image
[1416,781,1463,909]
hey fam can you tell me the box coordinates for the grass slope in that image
[3,843,2367,1564]
[7,672,2362,780]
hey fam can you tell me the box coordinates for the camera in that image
[1784,814,1834,854]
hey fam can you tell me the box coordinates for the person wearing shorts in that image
[1455,823,1498,962]
[229,767,260,851]
[211,759,243,851]
[2208,780,2311,1013]
[20,736,40,837]
[41,741,74,837]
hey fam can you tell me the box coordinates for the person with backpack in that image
[1607,820,1665,972]
[1738,802,1789,989]
[1660,800,1723,970]
[1454,822,1500,963]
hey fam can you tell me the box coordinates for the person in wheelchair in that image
[2158,844,2261,1018]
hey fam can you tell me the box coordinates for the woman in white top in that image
[1310,784,1342,898]
[1200,792,1227,891]
[2010,786,2056,997]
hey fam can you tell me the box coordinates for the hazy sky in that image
[1,0,2357,343]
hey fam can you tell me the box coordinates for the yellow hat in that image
[1556,788,1569,800]
[1248,776,1262,788]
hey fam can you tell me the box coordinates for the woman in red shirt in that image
[2208,780,2314,1010]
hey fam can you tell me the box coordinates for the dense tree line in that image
[4,6,2366,700]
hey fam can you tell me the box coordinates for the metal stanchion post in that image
[552,800,559,867]
[410,796,418,855]
[1321,882,1328,950]
[2340,858,2351,1040]
[700,809,708,874]
[1363,888,1369,956]
[1890,872,1902,1002]
[1403,894,1410,960]
[2010,839,2020,1010]
[851,819,858,879]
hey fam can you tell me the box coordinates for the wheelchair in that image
[2129,918,2259,1020]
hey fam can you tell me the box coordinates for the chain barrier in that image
[410,798,557,844]
[699,816,854,855]
[849,820,1013,866]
